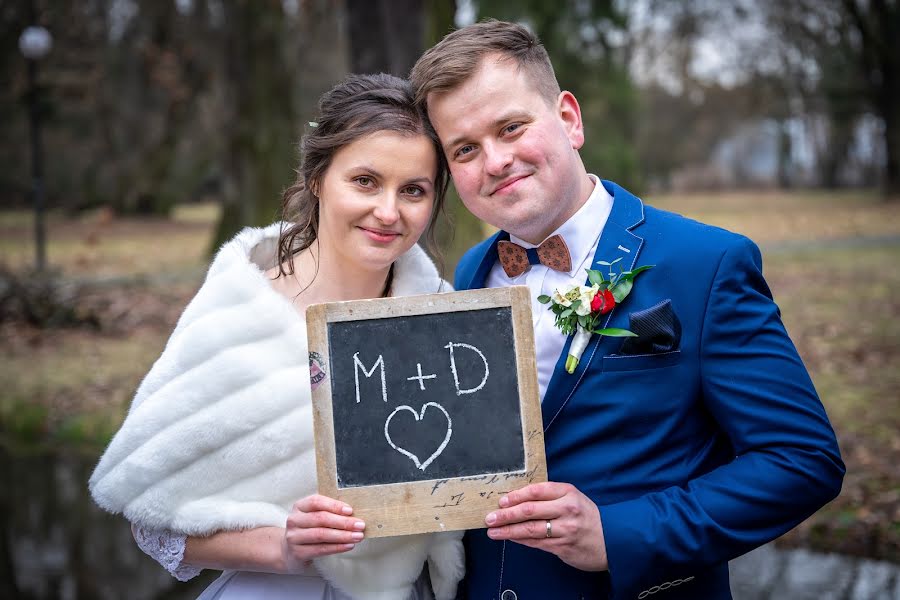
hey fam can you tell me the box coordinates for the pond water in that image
[2,448,215,599]
[3,447,898,599]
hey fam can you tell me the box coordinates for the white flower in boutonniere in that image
[538,258,654,374]
[575,285,600,315]
[551,284,578,307]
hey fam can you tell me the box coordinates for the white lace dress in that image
[132,525,433,600]
[132,526,202,582]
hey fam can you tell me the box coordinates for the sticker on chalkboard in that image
[309,351,327,390]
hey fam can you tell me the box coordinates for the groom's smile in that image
[488,173,532,196]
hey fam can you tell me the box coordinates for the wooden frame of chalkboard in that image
[306,286,546,538]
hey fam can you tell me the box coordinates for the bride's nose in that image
[373,193,400,225]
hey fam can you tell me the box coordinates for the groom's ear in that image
[557,91,585,150]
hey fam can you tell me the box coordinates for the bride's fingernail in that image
[344,543,355,550]
[341,506,353,515]
[351,532,364,541]
[353,521,365,530]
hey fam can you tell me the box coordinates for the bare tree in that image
[346,0,425,76]
[841,0,900,198]
[752,0,897,196]
[210,0,349,249]
[212,0,297,247]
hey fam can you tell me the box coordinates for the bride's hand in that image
[281,494,365,571]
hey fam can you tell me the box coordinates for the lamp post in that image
[18,25,52,272]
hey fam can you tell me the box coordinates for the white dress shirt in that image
[485,175,614,401]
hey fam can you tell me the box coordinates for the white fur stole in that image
[89,223,463,600]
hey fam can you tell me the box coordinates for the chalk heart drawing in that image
[384,402,452,471]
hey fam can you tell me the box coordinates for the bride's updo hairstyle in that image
[276,73,449,275]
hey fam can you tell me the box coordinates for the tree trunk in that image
[0,448,19,599]
[821,120,853,189]
[211,1,297,250]
[346,0,425,75]
[841,0,900,198]
[882,91,900,199]
[425,0,458,45]
[777,119,793,189]
[876,13,900,200]
[291,0,349,124]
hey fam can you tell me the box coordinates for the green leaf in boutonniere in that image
[610,278,632,303]
[587,269,606,287]
[593,327,638,337]
[624,265,654,279]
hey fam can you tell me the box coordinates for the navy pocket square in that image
[619,299,682,355]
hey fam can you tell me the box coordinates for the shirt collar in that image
[508,174,613,276]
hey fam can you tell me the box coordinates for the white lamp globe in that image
[19,26,53,60]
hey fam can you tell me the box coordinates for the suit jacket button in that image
[500,590,518,600]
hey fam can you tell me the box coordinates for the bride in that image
[89,73,464,600]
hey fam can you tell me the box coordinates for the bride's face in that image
[316,130,437,273]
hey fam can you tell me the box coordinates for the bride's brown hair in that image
[276,73,449,277]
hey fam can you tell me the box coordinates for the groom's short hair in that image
[410,19,561,110]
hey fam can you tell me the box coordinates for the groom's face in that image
[427,55,585,244]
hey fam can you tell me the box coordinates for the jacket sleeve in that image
[599,236,845,599]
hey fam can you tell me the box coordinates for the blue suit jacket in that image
[454,181,844,600]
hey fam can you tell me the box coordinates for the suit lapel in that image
[458,231,507,290]
[542,181,647,432]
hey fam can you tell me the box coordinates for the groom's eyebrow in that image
[443,111,532,152]
[443,133,470,153]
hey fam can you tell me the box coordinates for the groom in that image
[410,20,844,600]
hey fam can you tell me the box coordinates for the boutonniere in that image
[538,258,654,373]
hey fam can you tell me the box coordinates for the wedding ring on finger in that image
[545,520,553,538]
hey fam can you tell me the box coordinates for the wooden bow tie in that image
[497,234,572,277]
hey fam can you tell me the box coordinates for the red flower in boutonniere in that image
[538,258,654,373]
[590,289,615,314]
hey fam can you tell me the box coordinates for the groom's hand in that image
[484,481,608,572]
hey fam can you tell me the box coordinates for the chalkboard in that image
[307,286,546,538]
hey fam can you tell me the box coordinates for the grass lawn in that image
[1,190,898,561]
[652,189,900,561]
[649,189,900,244]
[764,244,900,560]
[0,203,218,279]
[1,204,213,448]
